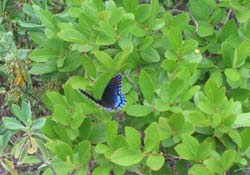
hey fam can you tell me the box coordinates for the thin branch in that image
[173,0,184,10]
[223,9,232,24]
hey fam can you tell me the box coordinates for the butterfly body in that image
[79,74,126,112]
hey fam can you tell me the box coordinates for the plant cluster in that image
[0,0,250,175]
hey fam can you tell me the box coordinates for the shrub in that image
[1,0,250,174]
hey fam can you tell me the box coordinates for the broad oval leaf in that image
[140,48,160,63]
[58,29,88,44]
[111,147,144,166]
[146,155,165,171]
[92,50,115,71]
[126,104,152,117]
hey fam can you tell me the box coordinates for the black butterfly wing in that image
[98,74,126,111]
[79,74,126,112]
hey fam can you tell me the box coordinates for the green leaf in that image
[139,70,154,103]
[225,68,240,85]
[41,119,57,139]
[29,61,57,75]
[157,117,172,140]
[92,50,115,71]
[180,39,198,56]
[181,86,200,102]
[168,79,184,102]
[113,166,125,175]
[58,29,88,44]
[237,39,250,67]
[204,80,225,106]
[189,164,211,175]
[115,49,131,70]
[93,165,111,175]
[144,122,160,153]
[221,149,236,170]
[204,159,223,173]
[171,13,190,30]
[36,139,49,161]
[149,18,165,31]
[169,113,185,136]
[149,0,159,20]
[59,54,83,73]
[233,113,250,128]
[197,21,214,37]
[166,27,182,50]
[96,32,116,45]
[228,129,242,148]
[95,143,110,154]
[38,8,59,32]
[189,112,210,127]
[2,117,25,130]
[93,73,113,100]
[229,88,250,101]
[197,140,212,160]
[125,127,141,151]
[21,101,32,123]
[118,36,133,52]
[140,48,160,63]
[29,48,58,62]
[111,147,144,166]
[126,105,152,117]
[43,92,69,109]
[222,41,234,67]
[23,4,37,18]
[79,118,92,140]
[190,0,210,20]
[175,135,199,160]
[235,8,250,23]
[118,18,136,35]
[31,118,46,130]
[109,7,124,25]
[75,141,91,164]
[183,53,202,63]
[219,20,237,42]
[0,131,12,153]
[135,4,151,23]
[89,123,107,144]
[146,155,165,171]
[52,104,71,125]
[240,128,250,153]
[139,36,153,50]
[80,55,96,78]
[161,59,177,72]
[132,24,146,37]
[19,139,29,163]
[106,121,118,148]
[11,104,24,122]
[123,0,138,12]
[71,110,84,129]
[46,141,73,161]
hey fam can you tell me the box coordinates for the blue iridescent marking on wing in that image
[79,73,126,112]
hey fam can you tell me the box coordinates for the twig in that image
[173,0,184,10]
[223,9,232,24]
[124,73,144,104]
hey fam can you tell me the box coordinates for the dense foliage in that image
[0,0,250,174]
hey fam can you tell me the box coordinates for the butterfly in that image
[79,73,126,112]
